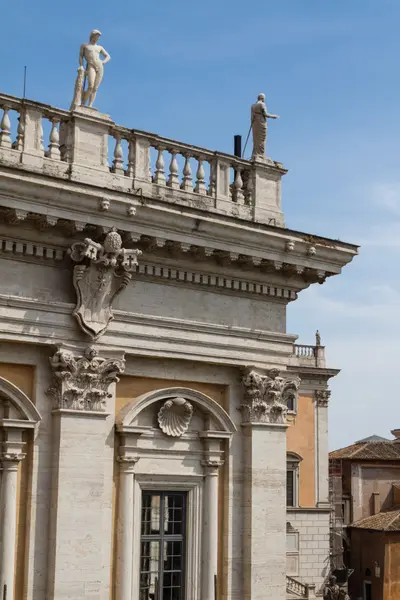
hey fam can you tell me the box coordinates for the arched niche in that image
[115,387,236,600]
[0,376,41,600]
[0,376,41,424]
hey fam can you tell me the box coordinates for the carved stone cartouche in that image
[241,368,300,424]
[48,346,125,412]
[69,228,141,339]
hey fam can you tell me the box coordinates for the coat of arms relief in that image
[69,227,141,339]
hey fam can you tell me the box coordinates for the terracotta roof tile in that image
[350,508,400,532]
[330,441,400,461]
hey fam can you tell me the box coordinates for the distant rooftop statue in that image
[315,329,321,346]
[251,93,279,159]
[70,30,111,110]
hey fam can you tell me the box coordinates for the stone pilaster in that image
[315,390,331,507]
[241,368,300,600]
[0,429,26,600]
[47,346,125,600]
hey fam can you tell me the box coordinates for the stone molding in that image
[69,228,142,338]
[47,346,125,412]
[241,367,300,424]
[315,389,331,407]
[0,236,64,262]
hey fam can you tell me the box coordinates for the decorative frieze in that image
[69,227,142,338]
[241,368,300,424]
[157,397,193,437]
[48,346,125,412]
[315,390,331,407]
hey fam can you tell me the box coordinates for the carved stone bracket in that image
[315,390,331,407]
[241,368,300,424]
[69,227,142,338]
[47,346,125,412]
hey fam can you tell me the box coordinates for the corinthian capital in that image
[48,346,125,412]
[315,390,331,407]
[241,368,300,424]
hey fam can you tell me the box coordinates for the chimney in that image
[372,492,381,515]
[391,429,400,442]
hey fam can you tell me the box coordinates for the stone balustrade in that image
[286,575,316,598]
[0,92,286,226]
[293,344,326,368]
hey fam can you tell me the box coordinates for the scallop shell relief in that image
[157,397,194,437]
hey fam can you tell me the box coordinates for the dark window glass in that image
[140,491,187,600]
[287,470,294,507]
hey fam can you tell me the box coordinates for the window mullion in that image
[159,493,165,600]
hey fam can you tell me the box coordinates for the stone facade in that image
[0,89,358,600]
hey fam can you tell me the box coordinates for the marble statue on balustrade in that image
[316,329,321,346]
[251,93,279,159]
[71,30,111,110]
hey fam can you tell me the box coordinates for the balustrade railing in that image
[293,343,326,368]
[109,124,254,205]
[0,91,286,224]
[0,94,69,165]
[295,345,316,358]
[286,576,316,598]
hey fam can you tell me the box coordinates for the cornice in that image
[287,365,340,379]
[0,234,299,301]
[0,167,358,290]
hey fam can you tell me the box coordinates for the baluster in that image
[0,107,12,148]
[208,159,216,197]
[126,138,135,177]
[181,154,193,192]
[153,147,166,185]
[233,166,244,203]
[112,134,124,174]
[38,118,45,154]
[167,150,180,189]
[46,119,61,160]
[244,169,253,205]
[194,157,207,195]
[12,114,25,151]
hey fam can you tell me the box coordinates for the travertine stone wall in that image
[287,510,330,594]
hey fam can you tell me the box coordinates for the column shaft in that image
[0,460,19,600]
[117,464,135,600]
[202,466,219,600]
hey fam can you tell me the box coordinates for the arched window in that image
[115,386,236,600]
[287,453,302,508]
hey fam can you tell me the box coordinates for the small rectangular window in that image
[287,470,295,507]
[140,491,187,600]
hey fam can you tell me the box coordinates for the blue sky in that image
[4,1,400,448]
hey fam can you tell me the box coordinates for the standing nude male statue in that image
[251,93,279,158]
[71,30,111,109]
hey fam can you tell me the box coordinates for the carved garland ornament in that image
[48,346,125,412]
[241,368,300,424]
[69,227,142,339]
[157,397,194,437]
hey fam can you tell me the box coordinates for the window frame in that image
[286,524,300,576]
[140,490,188,600]
[132,474,203,600]
[286,453,302,508]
